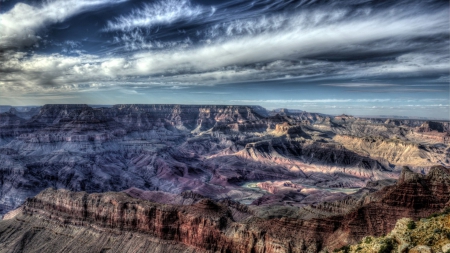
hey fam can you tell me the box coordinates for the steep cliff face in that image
[1,166,449,253]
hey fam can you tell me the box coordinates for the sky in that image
[0,0,449,119]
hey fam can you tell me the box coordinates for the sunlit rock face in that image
[0,166,448,253]
[0,104,448,216]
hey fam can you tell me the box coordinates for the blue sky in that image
[0,0,449,118]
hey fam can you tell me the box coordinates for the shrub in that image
[342,246,350,253]
[428,213,439,219]
[378,238,394,253]
[407,220,416,230]
[364,237,372,244]
[334,245,350,253]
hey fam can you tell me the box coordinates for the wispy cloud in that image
[347,88,447,93]
[165,85,190,90]
[0,0,126,49]
[0,0,448,99]
[230,99,393,103]
[105,0,212,32]
[190,92,231,95]
[321,83,398,88]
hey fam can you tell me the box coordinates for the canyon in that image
[0,104,449,252]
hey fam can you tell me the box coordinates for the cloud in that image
[0,0,448,94]
[105,0,212,32]
[321,83,398,88]
[347,88,447,93]
[190,92,231,95]
[0,0,126,49]
[230,98,449,104]
[113,31,193,51]
[127,5,448,77]
[120,89,141,94]
[230,99,392,103]
[164,86,189,90]
[0,50,447,95]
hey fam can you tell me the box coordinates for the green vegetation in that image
[407,220,416,230]
[433,228,442,233]
[428,207,450,219]
[364,237,372,244]
[426,237,434,246]
[378,238,394,253]
[334,245,350,253]
[429,213,439,219]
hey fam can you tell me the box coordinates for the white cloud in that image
[165,86,189,90]
[0,2,448,93]
[229,99,450,107]
[128,6,448,75]
[0,0,126,48]
[114,30,193,51]
[321,83,398,88]
[230,99,393,103]
[0,50,447,94]
[105,0,212,32]
[120,89,141,94]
